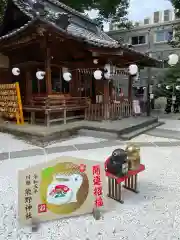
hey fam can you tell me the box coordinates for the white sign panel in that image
[133,100,141,114]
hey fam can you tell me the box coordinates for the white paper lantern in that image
[104,64,111,79]
[36,71,45,80]
[12,67,20,76]
[175,85,180,90]
[129,64,138,75]
[104,64,111,73]
[104,72,111,79]
[168,54,179,66]
[166,85,171,90]
[63,72,72,82]
[93,69,102,80]
[93,59,98,64]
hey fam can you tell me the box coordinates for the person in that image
[173,100,179,113]
[165,98,172,113]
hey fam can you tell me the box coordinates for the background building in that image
[108,9,180,96]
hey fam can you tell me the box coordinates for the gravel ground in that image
[0,132,180,240]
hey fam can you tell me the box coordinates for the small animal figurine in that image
[125,144,140,170]
[47,173,83,205]
[106,148,128,177]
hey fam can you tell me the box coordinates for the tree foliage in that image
[61,0,130,27]
[0,0,131,28]
[154,63,180,100]
[168,0,180,47]
[0,0,6,23]
[158,0,180,100]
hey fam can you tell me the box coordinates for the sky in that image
[87,0,173,31]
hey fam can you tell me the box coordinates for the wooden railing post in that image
[45,97,50,127]
[63,99,67,124]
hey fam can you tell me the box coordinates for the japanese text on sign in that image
[92,165,103,208]
[33,174,38,194]
[25,175,32,220]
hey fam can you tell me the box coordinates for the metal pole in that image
[147,67,151,116]
[147,28,151,116]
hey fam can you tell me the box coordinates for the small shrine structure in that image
[0,0,160,125]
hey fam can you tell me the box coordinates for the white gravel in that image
[0,135,180,240]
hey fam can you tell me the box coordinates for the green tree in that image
[154,63,180,102]
[0,0,6,23]
[168,0,180,47]
[61,0,130,27]
[0,0,131,29]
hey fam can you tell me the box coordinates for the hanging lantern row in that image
[77,68,129,76]
[12,63,138,82]
[93,64,138,80]
[12,67,72,82]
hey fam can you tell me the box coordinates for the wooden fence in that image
[23,95,89,126]
[85,102,132,121]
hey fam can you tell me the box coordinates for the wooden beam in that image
[1,37,39,52]
[89,49,124,56]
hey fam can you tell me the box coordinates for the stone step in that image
[119,122,163,140]
[78,121,162,140]
[78,129,118,139]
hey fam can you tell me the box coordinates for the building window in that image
[164,10,170,21]
[154,11,160,23]
[155,30,173,42]
[131,35,146,45]
[144,18,149,25]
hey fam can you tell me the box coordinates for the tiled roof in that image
[0,0,161,66]
[67,24,119,48]
[0,18,36,41]
[0,0,118,48]
[47,0,98,25]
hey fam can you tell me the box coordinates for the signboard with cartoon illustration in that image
[18,156,107,225]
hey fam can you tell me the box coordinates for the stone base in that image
[0,117,159,147]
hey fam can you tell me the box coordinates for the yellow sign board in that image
[0,82,24,124]
[18,156,107,225]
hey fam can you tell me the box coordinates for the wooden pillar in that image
[103,79,109,103]
[103,79,110,119]
[45,43,52,95]
[71,70,78,96]
[69,68,73,95]
[25,71,32,104]
[128,75,133,101]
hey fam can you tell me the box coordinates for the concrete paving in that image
[147,118,180,139]
[0,137,179,161]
